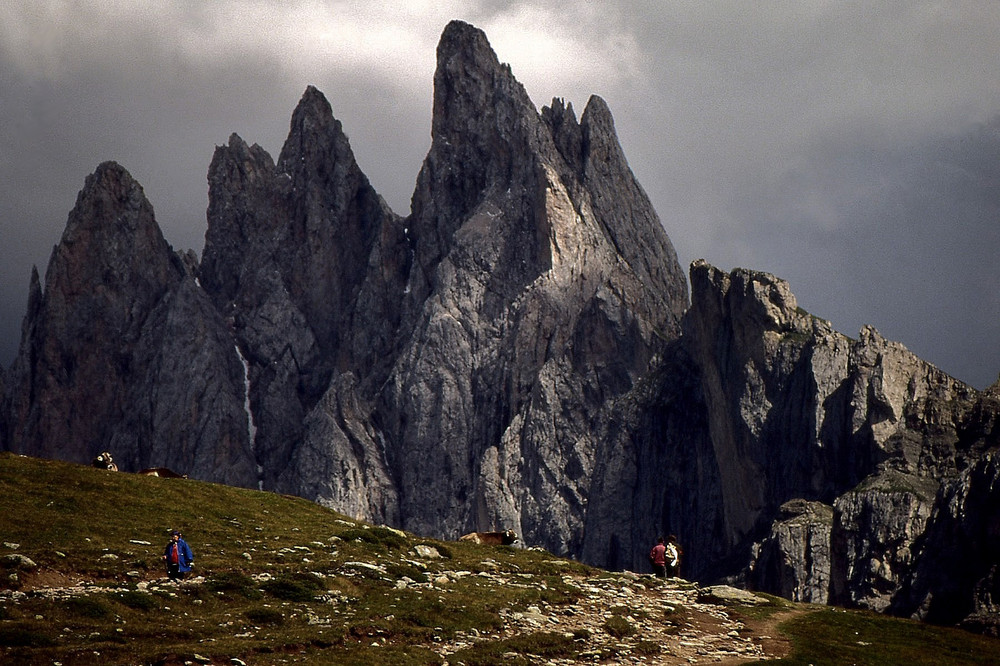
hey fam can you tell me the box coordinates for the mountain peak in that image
[437,20,496,67]
[67,161,145,231]
[430,20,534,144]
[288,85,335,133]
[277,85,353,179]
[58,161,171,269]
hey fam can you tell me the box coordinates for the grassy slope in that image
[765,607,1000,666]
[1,452,998,665]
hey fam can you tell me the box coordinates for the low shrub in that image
[62,596,112,619]
[262,572,326,601]
[116,590,157,611]
[339,527,408,550]
[385,562,429,583]
[205,570,261,599]
[603,614,636,638]
[245,606,285,626]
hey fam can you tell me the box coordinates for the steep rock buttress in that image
[4,162,255,484]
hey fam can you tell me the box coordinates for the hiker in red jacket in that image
[649,537,668,578]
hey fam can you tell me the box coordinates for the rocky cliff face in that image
[1,19,996,634]
[198,85,408,499]
[675,262,994,627]
[3,163,255,484]
[892,404,1000,634]
[375,21,687,551]
[750,499,835,604]
[581,258,996,632]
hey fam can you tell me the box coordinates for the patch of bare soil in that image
[729,607,814,662]
[11,567,78,591]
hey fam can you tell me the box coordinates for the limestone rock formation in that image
[275,372,399,524]
[376,20,687,549]
[580,339,720,577]
[686,262,993,625]
[199,85,407,498]
[893,424,1000,634]
[1,19,997,635]
[749,499,834,604]
[3,163,255,483]
[582,259,995,632]
[830,471,940,611]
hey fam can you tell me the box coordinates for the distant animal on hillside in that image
[459,529,518,545]
[138,467,187,479]
[92,452,118,471]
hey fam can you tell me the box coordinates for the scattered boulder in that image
[699,585,769,606]
[414,545,442,559]
[2,554,37,570]
[459,530,518,546]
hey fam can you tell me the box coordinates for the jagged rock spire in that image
[432,20,535,137]
[49,161,177,320]
[7,162,179,460]
[200,85,406,499]
[380,20,689,548]
[4,163,255,483]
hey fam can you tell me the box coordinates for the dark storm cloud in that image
[1,2,999,387]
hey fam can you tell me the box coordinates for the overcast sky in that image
[2,1,999,389]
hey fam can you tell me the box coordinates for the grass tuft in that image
[62,596,112,619]
[205,570,262,599]
[0,625,58,647]
[245,606,285,626]
[261,572,326,601]
[603,613,637,638]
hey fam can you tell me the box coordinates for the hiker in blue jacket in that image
[163,530,194,581]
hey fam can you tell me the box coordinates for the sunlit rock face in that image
[375,20,687,550]
[195,20,689,540]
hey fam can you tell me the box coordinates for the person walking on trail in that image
[649,537,668,578]
[665,534,681,578]
[163,530,194,581]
